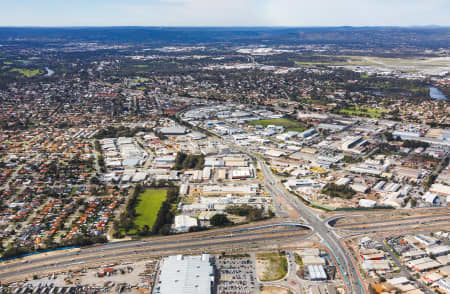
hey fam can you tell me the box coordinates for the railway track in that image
[0,229,312,282]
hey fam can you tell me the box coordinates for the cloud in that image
[0,0,448,26]
[264,0,450,26]
[109,0,269,26]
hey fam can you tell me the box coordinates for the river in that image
[45,67,55,77]
[428,86,447,100]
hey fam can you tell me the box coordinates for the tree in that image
[159,224,171,235]
[138,225,150,236]
[90,176,100,185]
[210,214,232,227]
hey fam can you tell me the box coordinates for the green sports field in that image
[131,189,167,232]
[338,107,387,118]
[10,68,42,77]
[248,118,306,132]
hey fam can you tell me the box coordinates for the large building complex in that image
[157,255,214,294]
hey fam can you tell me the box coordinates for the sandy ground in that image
[255,252,286,282]
[334,209,449,226]
[260,286,292,294]
[25,259,158,289]
[255,258,267,280]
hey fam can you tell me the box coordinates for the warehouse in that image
[204,158,225,167]
[174,215,198,232]
[407,257,441,272]
[160,126,187,135]
[359,199,376,208]
[335,178,351,186]
[351,183,369,193]
[341,136,363,150]
[303,256,326,266]
[299,128,317,138]
[179,184,190,196]
[202,184,258,196]
[158,255,214,294]
[430,183,450,196]
[231,167,253,179]
[436,254,450,265]
[402,249,427,260]
[317,123,348,132]
[202,167,212,180]
[362,260,391,272]
[308,265,327,281]
[426,245,450,257]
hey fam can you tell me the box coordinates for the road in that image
[381,240,433,294]
[0,222,313,282]
[257,160,363,294]
[185,116,365,294]
[330,215,450,232]
[327,211,450,228]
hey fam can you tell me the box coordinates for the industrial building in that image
[157,255,214,294]
[308,265,327,280]
[174,215,198,232]
[160,126,188,135]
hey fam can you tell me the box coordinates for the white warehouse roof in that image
[159,255,213,294]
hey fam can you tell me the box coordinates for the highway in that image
[0,222,312,282]
[4,114,444,293]
[185,119,366,294]
[327,211,450,227]
[329,213,450,232]
[257,160,364,294]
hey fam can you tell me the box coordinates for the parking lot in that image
[214,255,258,294]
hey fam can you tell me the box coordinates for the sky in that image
[0,0,449,27]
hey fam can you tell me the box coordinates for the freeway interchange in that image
[257,159,364,294]
[0,221,313,283]
[0,168,448,290]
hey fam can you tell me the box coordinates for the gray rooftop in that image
[159,255,213,294]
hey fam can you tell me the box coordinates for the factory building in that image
[160,127,187,135]
[308,265,327,281]
[157,255,214,294]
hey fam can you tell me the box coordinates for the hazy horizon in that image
[1,0,449,27]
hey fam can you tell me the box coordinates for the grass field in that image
[133,78,150,83]
[255,252,288,282]
[10,68,42,77]
[338,107,387,118]
[248,118,306,132]
[129,189,167,234]
[134,65,148,68]
[295,253,303,265]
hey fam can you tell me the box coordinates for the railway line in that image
[0,222,312,282]
[328,212,450,228]
[333,217,450,231]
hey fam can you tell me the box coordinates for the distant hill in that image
[0,27,448,49]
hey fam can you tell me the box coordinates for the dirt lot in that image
[260,286,292,294]
[26,259,158,289]
[334,209,449,226]
[255,252,288,282]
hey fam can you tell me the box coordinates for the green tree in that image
[210,214,232,227]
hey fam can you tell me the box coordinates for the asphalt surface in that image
[332,217,450,231]
[0,222,313,281]
[257,161,363,294]
[329,212,450,228]
[4,118,444,292]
